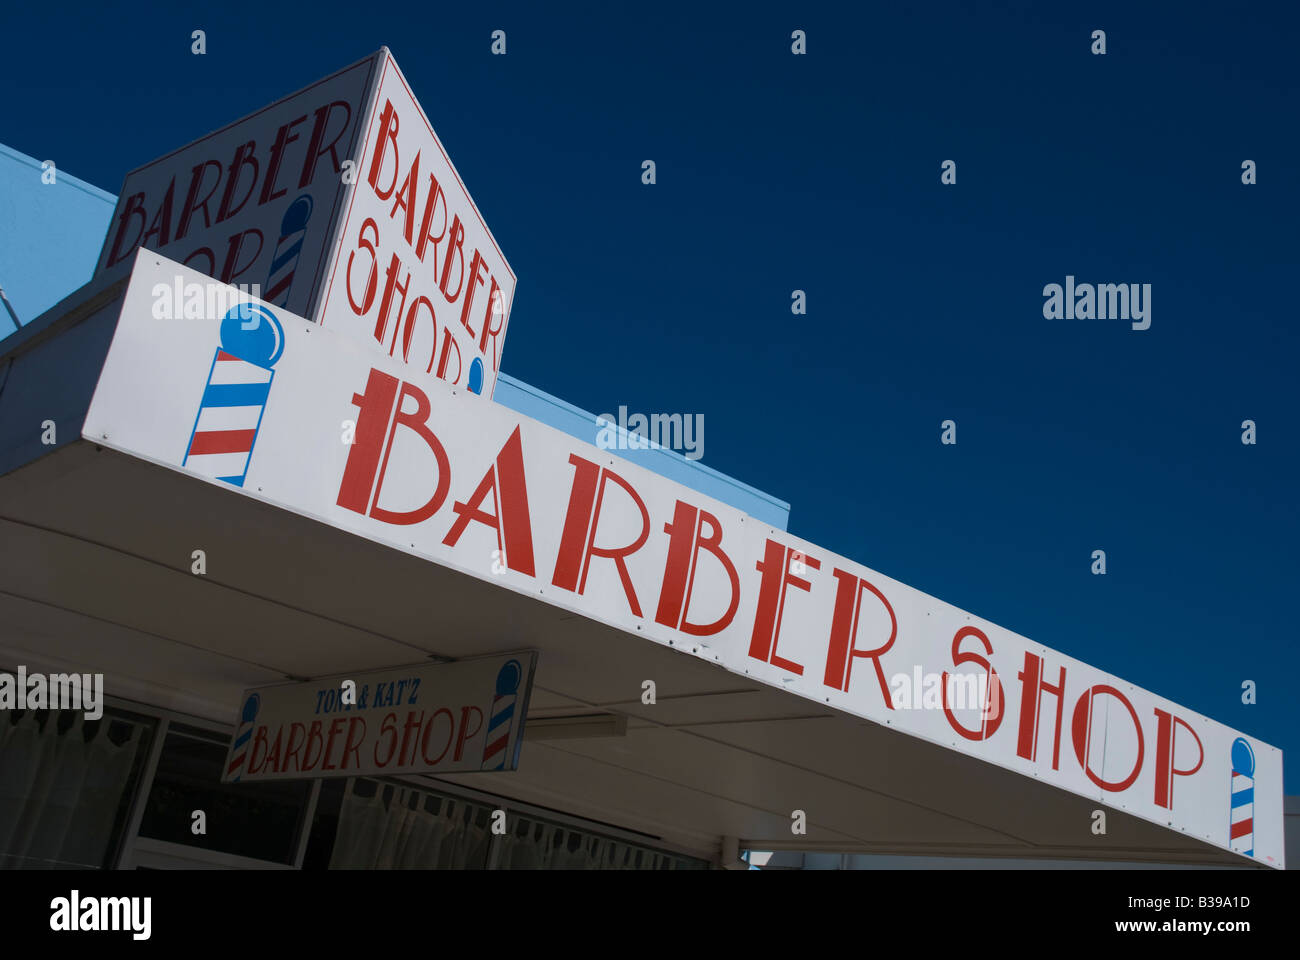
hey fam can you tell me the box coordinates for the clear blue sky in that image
[3,1,1296,788]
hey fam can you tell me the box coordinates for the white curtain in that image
[328,779,391,868]
[0,711,145,869]
[329,781,491,869]
[0,712,47,864]
[322,778,692,870]
[395,791,448,867]
[59,720,143,868]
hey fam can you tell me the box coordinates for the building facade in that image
[0,52,1287,872]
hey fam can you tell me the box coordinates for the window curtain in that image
[0,710,146,868]
[322,778,695,870]
[329,780,491,869]
[495,818,671,869]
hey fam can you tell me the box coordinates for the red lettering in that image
[345,218,380,315]
[299,100,352,188]
[435,328,461,384]
[216,141,259,223]
[420,708,456,765]
[182,246,216,275]
[247,726,269,775]
[390,150,420,245]
[375,252,410,351]
[366,100,400,200]
[303,720,325,770]
[1016,651,1066,769]
[400,296,437,373]
[336,373,451,526]
[748,540,818,676]
[321,717,347,770]
[398,710,424,767]
[941,626,1004,741]
[442,426,536,575]
[1153,708,1203,809]
[454,706,482,761]
[260,115,306,205]
[139,180,176,249]
[373,712,398,768]
[218,228,263,284]
[823,568,895,706]
[263,725,284,773]
[341,716,367,770]
[337,368,399,514]
[654,501,739,636]
[177,161,223,240]
[479,278,506,369]
[1071,685,1144,792]
[105,192,148,267]
[415,171,447,267]
[458,248,487,338]
[281,722,307,773]
[439,215,465,302]
[551,455,650,616]
[369,381,451,525]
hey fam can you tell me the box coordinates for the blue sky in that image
[2,1,1296,788]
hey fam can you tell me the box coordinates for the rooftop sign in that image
[94,49,515,398]
[316,53,515,398]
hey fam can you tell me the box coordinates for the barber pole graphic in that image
[227,693,261,783]
[264,195,313,307]
[1229,737,1255,856]
[183,303,286,486]
[481,659,522,771]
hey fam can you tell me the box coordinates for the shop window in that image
[0,707,155,869]
[302,777,707,870]
[492,812,705,870]
[137,724,310,865]
[304,778,495,869]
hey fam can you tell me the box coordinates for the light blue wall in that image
[0,141,789,528]
[0,143,116,329]
[494,374,789,529]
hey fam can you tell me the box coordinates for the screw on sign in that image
[480,659,522,770]
[182,304,285,488]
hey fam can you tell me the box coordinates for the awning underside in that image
[0,443,1258,866]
